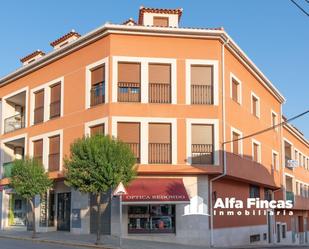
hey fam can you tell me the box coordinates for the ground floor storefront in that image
[0,176,308,247]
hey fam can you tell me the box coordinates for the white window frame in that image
[85,57,109,109]
[271,110,278,131]
[30,77,64,126]
[251,138,261,163]
[251,91,260,118]
[230,127,243,156]
[186,118,219,165]
[84,117,108,136]
[230,73,242,104]
[112,56,177,104]
[111,116,177,165]
[29,129,63,171]
[272,149,279,171]
[1,87,29,134]
[185,59,219,105]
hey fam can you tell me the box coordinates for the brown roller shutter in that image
[35,90,44,107]
[50,84,61,118]
[153,17,169,27]
[117,122,140,143]
[118,63,141,83]
[149,123,171,143]
[191,65,213,86]
[33,139,43,163]
[49,135,60,171]
[149,64,171,84]
[232,79,239,102]
[90,124,105,136]
[91,65,105,85]
[232,132,239,154]
[34,90,44,124]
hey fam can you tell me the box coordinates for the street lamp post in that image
[113,182,127,249]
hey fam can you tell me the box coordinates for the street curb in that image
[0,234,118,249]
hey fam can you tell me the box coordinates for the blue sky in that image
[0,0,308,136]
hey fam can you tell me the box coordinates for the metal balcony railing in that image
[126,143,140,163]
[149,143,171,164]
[48,153,60,172]
[191,85,213,105]
[191,144,214,165]
[118,82,140,102]
[149,83,171,103]
[50,100,61,119]
[34,106,44,124]
[90,83,105,106]
[2,162,13,178]
[4,114,25,133]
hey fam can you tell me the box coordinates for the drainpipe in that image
[209,37,229,247]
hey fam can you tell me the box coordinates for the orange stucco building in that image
[0,6,308,247]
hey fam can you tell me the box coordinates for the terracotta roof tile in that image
[138,6,183,25]
[50,30,81,47]
[20,50,45,63]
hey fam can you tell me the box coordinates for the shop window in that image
[128,204,175,234]
[250,234,260,243]
[282,224,286,238]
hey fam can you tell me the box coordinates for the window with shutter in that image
[191,65,213,104]
[34,90,44,124]
[33,139,43,164]
[149,64,171,103]
[50,83,61,118]
[49,135,60,172]
[90,65,105,106]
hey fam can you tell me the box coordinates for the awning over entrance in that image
[122,178,190,204]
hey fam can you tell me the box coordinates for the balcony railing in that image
[4,114,25,133]
[126,143,140,163]
[118,82,140,102]
[48,153,60,172]
[90,83,105,106]
[149,83,171,103]
[50,100,61,119]
[34,106,44,124]
[2,162,13,178]
[149,143,171,164]
[191,85,213,104]
[285,156,292,168]
[191,144,214,165]
[286,191,294,204]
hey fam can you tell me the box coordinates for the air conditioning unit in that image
[287,159,298,169]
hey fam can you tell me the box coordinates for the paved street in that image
[0,238,91,249]
[1,237,309,249]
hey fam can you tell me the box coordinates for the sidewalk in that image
[0,230,307,249]
[0,230,208,249]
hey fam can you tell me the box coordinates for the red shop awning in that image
[122,178,190,204]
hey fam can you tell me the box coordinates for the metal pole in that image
[119,195,122,248]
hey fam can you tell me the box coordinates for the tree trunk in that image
[95,193,102,245]
[29,198,37,239]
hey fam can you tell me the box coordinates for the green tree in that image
[65,134,136,244]
[10,158,53,238]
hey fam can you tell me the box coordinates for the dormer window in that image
[153,16,169,27]
[138,6,182,28]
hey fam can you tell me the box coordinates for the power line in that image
[290,0,309,17]
[223,110,309,145]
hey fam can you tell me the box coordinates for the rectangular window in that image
[128,204,175,233]
[117,122,140,162]
[264,188,272,201]
[191,65,213,104]
[251,94,260,117]
[153,17,169,27]
[49,135,60,172]
[90,65,105,106]
[149,64,171,103]
[231,79,240,103]
[232,131,240,155]
[118,62,141,102]
[271,112,277,129]
[90,124,105,136]
[252,141,260,163]
[33,139,43,164]
[191,124,214,164]
[282,224,286,238]
[50,83,61,119]
[272,152,278,170]
[148,123,171,164]
[284,141,292,167]
[34,90,44,124]
[250,185,260,198]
